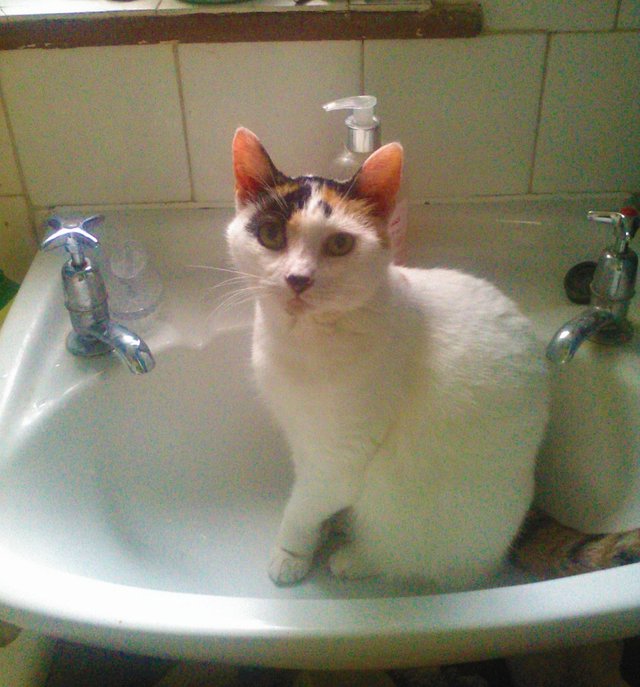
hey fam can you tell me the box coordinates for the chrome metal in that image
[42,216,155,374]
[346,118,381,154]
[588,210,639,252]
[546,208,640,364]
[69,322,155,374]
[43,215,103,268]
[547,308,633,363]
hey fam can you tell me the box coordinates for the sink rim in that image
[1,543,639,667]
[2,198,639,667]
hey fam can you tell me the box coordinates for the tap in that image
[42,215,155,374]
[546,208,639,364]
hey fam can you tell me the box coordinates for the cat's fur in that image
[226,127,549,590]
[513,508,640,579]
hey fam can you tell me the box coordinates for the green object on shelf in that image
[0,269,20,329]
[179,0,252,4]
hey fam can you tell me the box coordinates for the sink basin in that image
[0,199,639,668]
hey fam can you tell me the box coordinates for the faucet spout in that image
[546,207,639,364]
[545,306,634,364]
[42,215,156,374]
[89,322,155,374]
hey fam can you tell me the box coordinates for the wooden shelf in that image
[0,3,482,50]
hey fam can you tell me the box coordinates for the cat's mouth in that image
[285,295,312,316]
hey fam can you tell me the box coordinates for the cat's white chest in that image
[252,304,406,457]
[254,302,393,379]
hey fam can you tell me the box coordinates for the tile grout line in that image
[526,31,552,195]
[0,70,39,247]
[171,42,196,204]
[613,0,622,29]
[359,38,365,94]
[36,191,628,215]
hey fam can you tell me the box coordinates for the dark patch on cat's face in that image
[245,187,298,240]
[317,199,333,218]
[296,176,351,194]
[281,183,312,212]
[245,177,348,240]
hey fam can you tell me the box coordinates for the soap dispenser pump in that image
[322,95,381,178]
[323,95,408,264]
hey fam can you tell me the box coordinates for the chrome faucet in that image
[546,208,639,364]
[42,215,155,374]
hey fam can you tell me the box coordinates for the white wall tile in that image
[0,45,191,207]
[481,0,618,31]
[533,32,640,194]
[618,0,640,28]
[364,35,546,199]
[0,196,35,282]
[178,42,360,204]
[0,98,22,196]
[0,0,157,17]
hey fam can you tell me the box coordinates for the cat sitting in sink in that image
[226,128,549,590]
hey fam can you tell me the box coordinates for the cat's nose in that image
[286,274,314,294]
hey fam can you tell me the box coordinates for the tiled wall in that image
[0,0,639,280]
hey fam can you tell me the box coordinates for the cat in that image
[226,127,549,590]
[513,508,640,580]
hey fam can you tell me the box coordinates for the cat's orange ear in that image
[232,127,278,207]
[352,142,403,218]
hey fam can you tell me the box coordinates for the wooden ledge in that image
[0,3,482,50]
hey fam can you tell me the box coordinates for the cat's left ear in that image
[351,142,403,218]
[232,127,280,207]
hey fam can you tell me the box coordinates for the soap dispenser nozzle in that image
[323,95,381,154]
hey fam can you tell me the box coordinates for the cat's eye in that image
[324,232,355,257]
[257,223,286,251]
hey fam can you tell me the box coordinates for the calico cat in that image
[513,508,640,579]
[226,127,549,590]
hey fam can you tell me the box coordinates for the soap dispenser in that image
[323,95,381,179]
[323,95,408,264]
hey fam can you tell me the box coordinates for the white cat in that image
[226,127,548,591]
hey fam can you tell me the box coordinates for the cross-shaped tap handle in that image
[41,215,104,268]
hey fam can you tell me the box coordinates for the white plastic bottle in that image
[322,95,408,265]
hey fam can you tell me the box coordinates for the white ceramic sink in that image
[0,198,639,668]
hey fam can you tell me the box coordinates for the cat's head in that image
[226,127,403,319]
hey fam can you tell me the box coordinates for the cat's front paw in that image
[329,542,377,580]
[268,547,313,586]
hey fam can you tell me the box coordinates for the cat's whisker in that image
[190,265,268,300]
[214,283,263,303]
[266,164,284,190]
[208,283,267,319]
[186,263,220,272]
[187,264,263,281]
[342,174,360,198]
[266,188,289,215]
[207,275,255,292]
